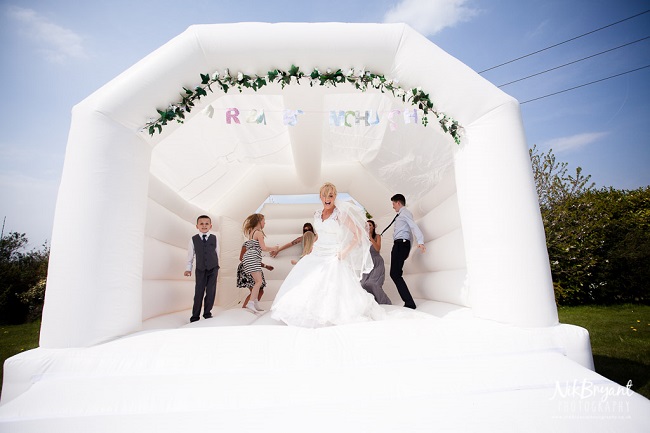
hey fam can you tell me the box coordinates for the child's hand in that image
[265,265,274,271]
[184,271,191,277]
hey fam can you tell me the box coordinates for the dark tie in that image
[380,213,399,236]
[202,234,207,242]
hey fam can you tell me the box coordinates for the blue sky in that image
[1,0,648,246]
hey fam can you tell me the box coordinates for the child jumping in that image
[241,214,278,314]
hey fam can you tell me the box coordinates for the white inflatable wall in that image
[41,22,556,349]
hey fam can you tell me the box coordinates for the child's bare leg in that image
[245,272,263,313]
[243,292,251,308]
[250,272,262,301]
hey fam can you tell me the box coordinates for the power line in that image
[479,9,650,74]
[520,64,650,104]
[498,36,650,87]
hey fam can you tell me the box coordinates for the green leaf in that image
[200,73,210,85]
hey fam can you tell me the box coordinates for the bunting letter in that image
[403,108,418,124]
[329,111,345,126]
[283,109,304,126]
[247,109,267,125]
[388,110,401,131]
[226,107,240,124]
[367,110,380,126]
[344,111,356,127]
[353,111,367,126]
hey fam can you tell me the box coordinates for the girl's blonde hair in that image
[242,213,266,238]
[301,231,315,257]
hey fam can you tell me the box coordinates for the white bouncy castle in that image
[1,23,648,432]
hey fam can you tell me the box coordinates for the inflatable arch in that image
[42,21,558,347]
[2,23,648,431]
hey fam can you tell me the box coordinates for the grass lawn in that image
[1,306,648,400]
[558,304,650,399]
[0,320,41,390]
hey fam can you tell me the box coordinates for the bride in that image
[271,182,386,327]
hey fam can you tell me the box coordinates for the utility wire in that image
[498,36,650,87]
[520,64,650,104]
[479,9,650,74]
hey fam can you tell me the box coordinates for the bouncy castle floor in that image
[1,302,649,432]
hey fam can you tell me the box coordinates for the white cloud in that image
[383,0,480,36]
[543,132,608,153]
[6,6,87,63]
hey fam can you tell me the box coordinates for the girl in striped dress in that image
[237,243,273,310]
[241,214,279,314]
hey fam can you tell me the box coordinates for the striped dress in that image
[242,235,262,273]
[237,237,266,290]
[237,230,266,289]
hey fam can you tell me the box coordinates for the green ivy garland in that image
[144,65,461,144]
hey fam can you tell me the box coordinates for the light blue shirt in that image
[393,207,424,245]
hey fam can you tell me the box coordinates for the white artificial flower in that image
[346,68,354,76]
[395,88,405,98]
[326,68,332,74]
[237,72,244,81]
[372,77,381,87]
[224,68,230,77]
[212,71,220,80]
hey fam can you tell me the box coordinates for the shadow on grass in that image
[593,355,649,399]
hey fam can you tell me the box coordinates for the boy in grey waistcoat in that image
[184,215,219,322]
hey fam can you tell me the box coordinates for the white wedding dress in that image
[271,204,386,327]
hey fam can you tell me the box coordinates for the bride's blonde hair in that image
[319,182,337,198]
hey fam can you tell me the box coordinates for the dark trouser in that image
[192,267,218,320]
[390,239,416,309]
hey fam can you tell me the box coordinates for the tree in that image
[591,187,650,303]
[529,145,599,304]
[0,231,49,324]
[529,146,649,305]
